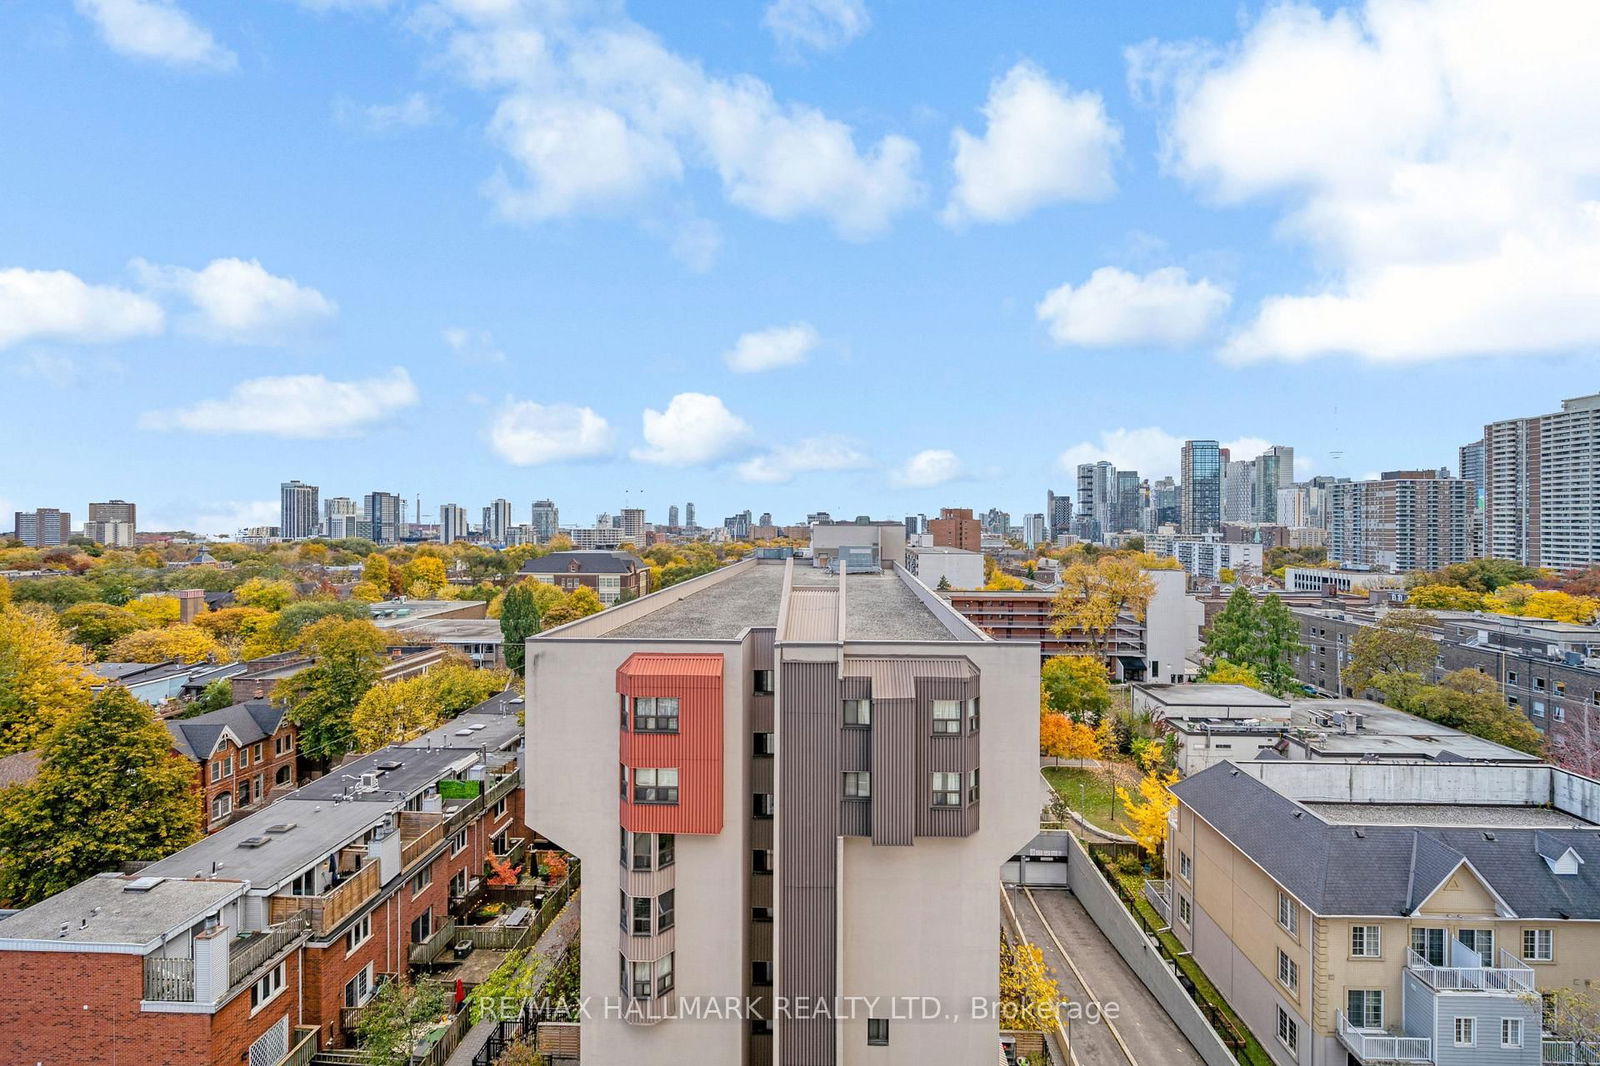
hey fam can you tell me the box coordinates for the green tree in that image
[285,619,387,769]
[355,977,450,1066]
[500,583,541,675]
[1346,610,1438,693]
[1256,594,1305,695]
[1413,558,1546,593]
[0,605,96,755]
[1039,655,1112,722]
[59,602,146,656]
[1204,588,1261,667]
[0,685,202,905]
[1407,670,1545,756]
[185,678,236,716]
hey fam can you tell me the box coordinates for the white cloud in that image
[132,257,337,343]
[737,436,869,483]
[1035,266,1230,347]
[1057,428,1277,479]
[892,449,964,488]
[1139,0,1600,364]
[443,327,505,363]
[944,62,1120,225]
[432,3,921,238]
[75,0,235,70]
[630,393,753,465]
[488,400,614,465]
[139,367,418,438]
[338,92,440,132]
[763,0,870,54]
[0,267,164,349]
[723,323,819,372]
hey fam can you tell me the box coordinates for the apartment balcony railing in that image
[484,771,520,809]
[1335,1010,1433,1063]
[1143,880,1171,924]
[142,955,196,1002]
[270,861,380,935]
[408,918,460,968]
[1406,948,1535,994]
[1544,1039,1600,1065]
[400,812,445,870]
[273,1026,319,1066]
[228,909,310,991]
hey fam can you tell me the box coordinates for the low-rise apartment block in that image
[524,556,1039,1066]
[518,550,649,605]
[1160,760,1600,1066]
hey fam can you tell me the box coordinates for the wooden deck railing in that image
[229,909,310,990]
[270,862,380,935]
[142,955,195,1002]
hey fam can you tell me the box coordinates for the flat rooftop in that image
[0,874,242,947]
[141,798,391,889]
[1305,802,1594,829]
[1287,699,1543,762]
[845,570,957,641]
[1140,683,1289,710]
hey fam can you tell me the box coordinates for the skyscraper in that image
[1114,469,1143,535]
[531,499,559,543]
[280,481,320,540]
[1150,477,1180,528]
[363,491,403,545]
[1328,471,1473,572]
[1076,461,1116,542]
[440,503,467,545]
[1221,459,1255,524]
[1483,392,1600,570]
[85,499,137,546]
[684,502,696,528]
[1023,513,1046,546]
[1045,490,1072,542]
[667,504,680,527]
[13,509,70,547]
[1180,440,1223,534]
[483,498,513,543]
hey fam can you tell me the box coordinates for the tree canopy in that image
[285,619,388,767]
[0,605,96,755]
[1039,655,1112,722]
[1050,556,1157,660]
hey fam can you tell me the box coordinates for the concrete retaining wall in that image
[1061,832,1240,1066]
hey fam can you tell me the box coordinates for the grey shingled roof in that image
[1173,763,1600,918]
[518,551,642,575]
[166,700,285,760]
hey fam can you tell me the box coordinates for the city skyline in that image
[4,1,1598,531]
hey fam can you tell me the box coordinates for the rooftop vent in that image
[265,823,296,834]
[122,876,164,893]
[238,836,271,849]
[454,729,473,737]
[1353,828,1366,838]
[1483,831,1496,841]
[468,724,486,732]
[375,761,404,771]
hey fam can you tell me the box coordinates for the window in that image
[657,890,674,932]
[753,670,774,696]
[1507,671,1519,684]
[1276,1007,1298,1057]
[752,849,773,874]
[1534,677,1547,691]
[1453,1017,1475,1047]
[967,768,980,804]
[1277,949,1299,993]
[344,965,373,1008]
[931,700,962,735]
[867,1018,889,1046]
[931,772,962,807]
[253,742,264,762]
[1346,990,1383,1029]
[1533,700,1546,717]
[753,793,774,818]
[238,746,250,768]
[210,756,232,783]
[450,829,468,857]
[657,834,674,868]
[619,694,628,729]
[632,767,679,804]
[752,906,773,923]
[1523,928,1553,961]
[287,869,317,897]
[410,908,433,943]
[967,698,980,733]
[843,771,871,798]
[275,765,292,787]
[346,913,372,954]
[1457,928,1494,967]
[1412,927,1446,966]
[491,797,507,820]
[274,734,294,756]
[1277,892,1299,937]
[212,793,232,821]
[449,869,467,900]
[622,956,651,999]
[1350,925,1381,958]
[656,953,675,996]
[238,781,252,808]
[410,864,433,896]
[1501,1018,1523,1048]
[630,896,651,936]
[752,961,773,987]
[1554,705,1566,722]
[252,962,286,1011]
[1178,851,1192,881]
[633,697,680,733]
[1178,896,1192,925]
[843,699,871,727]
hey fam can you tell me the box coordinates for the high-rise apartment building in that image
[525,558,1038,1065]
[363,491,403,545]
[724,510,753,541]
[85,499,137,542]
[1150,477,1180,528]
[668,504,680,528]
[1114,469,1143,535]
[1045,490,1072,542]
[13,508,70,547]
[321,496,356,537]
[928,507,982,551]
[685,502,697,529]
[1483,392,1600,570]
[531,499,560,543]
[1327,471,1473,572]
[1076,461,1116,542]
[1180,441,1223,534]
[1253,447,1293,523]
[439,503,467,544]
[621,508,646,544]
[481,498,513,543]
[1221,459,1255,524]
[279,481,319,540]
[1022,512,1046,546]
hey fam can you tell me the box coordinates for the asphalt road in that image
[1006,886,1205,1066]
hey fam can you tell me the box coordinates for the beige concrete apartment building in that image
[524,556,1040,1066]
[1158,761,1600,1066]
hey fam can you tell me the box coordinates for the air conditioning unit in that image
[360,772,379,790]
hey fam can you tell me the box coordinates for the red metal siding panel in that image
[618,654,725,836]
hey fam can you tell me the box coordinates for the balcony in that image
[228,910,309,991]
[1545,1041,1600,1065]
[270,861,380,935]
[400,811,445,869]
[1143,880,1171,924]
[1335,1010,1433,1064]
[143,955,195,1002]
[1406,948,1535,994]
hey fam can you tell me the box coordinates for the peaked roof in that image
[166,700,286,760]
[1172,763,1600,918]
[518,551,643,575]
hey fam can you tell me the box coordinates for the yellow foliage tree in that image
[192,606,273,642]
[1205,659,1265,690]
[234,577,297,611]
[401,556,449,598]
[351,664,511,751]
[0,580,10,607]
[125,595,181,628]
[542,585,605,628]
[349,581,387,604]
[1116,766,1181,859]
[999,936,1061,1032]
[0,605,95,754]
[105,624,223,664]
[1051,556,1157,660]
[1041,714,1102,767]
[985,571,1028,591]
[1407,583,1487,611]
[1483,585,1600,624]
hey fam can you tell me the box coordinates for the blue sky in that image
[3,0,1597,533]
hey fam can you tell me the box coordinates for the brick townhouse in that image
[0,692,530,1066]
[167,700,301,833]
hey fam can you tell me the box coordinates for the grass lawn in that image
[1040,763,1143,835]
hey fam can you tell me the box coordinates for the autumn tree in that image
[999,935,1061,1032]
[0,605,96,754]
[125,594,181,628]
[285,618,387,768]
[542,586,604,628]
[1051,555,1157,661]
[1117,764,1181,861]
[233,577,297,611]
[192,605,273,644]
[59,602,145,656]
[351,664,511,750]
[105,624,223,664]
[985,571,1028,591]
[1039,655,1112,722]
[0,685,201,904]
[1205,659,1265,690]
[1346,610,1438,693]
[400,555,449,598]
[1407,584,1487,611]
[1413,558,1545,593]
[354,977,450,1066]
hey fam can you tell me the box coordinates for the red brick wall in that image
[207,950,303,1066]
[0,951,202,1065]
[194,727,299,834]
